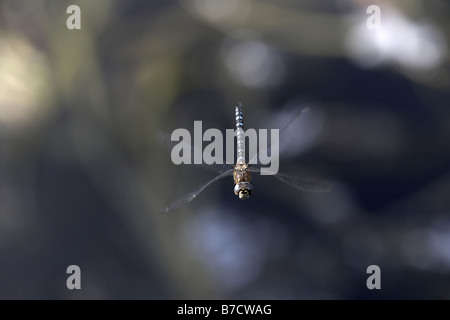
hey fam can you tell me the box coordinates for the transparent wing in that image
[272,172,331,193]
[157,131,231,173]
[161,169,234,213]
[248,106,313,166]
[248,167,331,193]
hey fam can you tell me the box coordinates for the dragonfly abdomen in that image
[235,102,246,165]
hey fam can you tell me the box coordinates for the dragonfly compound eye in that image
[234,182,254,200]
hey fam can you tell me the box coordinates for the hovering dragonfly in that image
[161,103,331,213]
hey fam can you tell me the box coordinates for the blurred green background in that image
[1,0,450,299]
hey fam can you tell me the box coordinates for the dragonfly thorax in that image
[233,163,253,200]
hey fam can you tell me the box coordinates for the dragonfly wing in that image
[161,169,234,213]
[248,106,314,165]
[247,166,331,192]
[272,171,331,193]
[247,167,261,174]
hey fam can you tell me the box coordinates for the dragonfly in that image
[161,103,331,213]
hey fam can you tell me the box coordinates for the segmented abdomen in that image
[235,103,245,165]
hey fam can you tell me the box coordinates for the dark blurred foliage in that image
[0,0,450,299]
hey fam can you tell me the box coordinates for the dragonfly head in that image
[234,182,254,200]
